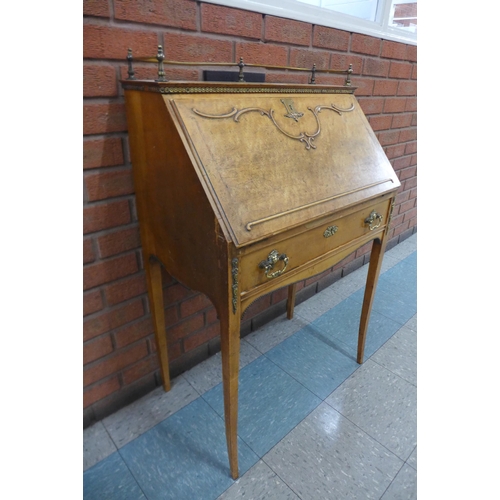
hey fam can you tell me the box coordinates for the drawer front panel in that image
[239,199,390,292]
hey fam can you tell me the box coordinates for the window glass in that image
[389,0,417,34]
[297,0,380,22]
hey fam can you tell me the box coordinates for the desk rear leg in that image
[145,256,171,391]
[286,283,297,319]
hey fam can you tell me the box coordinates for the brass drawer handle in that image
[323,225,338,238]
[365,210,383,230]
[259,249,289,279]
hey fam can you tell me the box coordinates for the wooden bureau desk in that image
[122,53,400,479]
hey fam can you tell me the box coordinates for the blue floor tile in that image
[379,254,417,292]
[119,398,259,500]
[84,451,146,500]
[347,254,417,328]
[311,296,403,359]
[350,284,416,326]
[202,356,321,457]
[265,324,359,399]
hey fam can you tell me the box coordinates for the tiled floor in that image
[84,234,417,500]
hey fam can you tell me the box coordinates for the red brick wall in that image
[83,0,417,426]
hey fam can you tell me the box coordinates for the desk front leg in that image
[219,256,242,479]
[357,232,388,364]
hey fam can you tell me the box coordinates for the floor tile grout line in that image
[102,423,119,458]
[405,444,417,471]
[181,371,211,399]
[369,345,417,388]
[321,395,411,464]
[259,455,307,500]
[318,350,417,465]
[377,460,408,500]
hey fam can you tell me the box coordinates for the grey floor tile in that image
[326,359,417,461]
[203,356,321,458]
[371,325,417,386]
[245,313,309,354]
[217,460,300,500]
[380,252,401,273]
[103,375,199,448]
[386,236,417,262]
[407,446,417,470]
[294,287,344,323]
[264,402,402,500]
[380,464,417,500]
[183,339,262,395]
[330,266,369,300]
[83,451,146,500]
[120,397,259,500]
[83,421,117,471]
[405,314,417,333]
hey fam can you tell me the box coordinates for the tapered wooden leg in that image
[357,235,388,364]
[220,309,240,479]
[145,256,171,391]
[286,283,297,319]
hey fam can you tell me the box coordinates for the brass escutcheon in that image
[323,225,338,238]
[364,210,383,230]
[259,249,289,279]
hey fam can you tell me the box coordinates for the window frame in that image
[201,0,417,45]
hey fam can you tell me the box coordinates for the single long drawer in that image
[239,199,391,292]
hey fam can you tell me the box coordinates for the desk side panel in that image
[124,90,229,305]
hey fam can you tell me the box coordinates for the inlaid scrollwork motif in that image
[192,102,355,150]
[231,258,239,314]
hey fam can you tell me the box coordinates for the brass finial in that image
[345,63,353,86]
[126,48,135,80]
[310,64,316,85]
[156,45,167,82]
[238,57,245,82]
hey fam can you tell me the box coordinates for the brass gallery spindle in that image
[127,48,135,80]
[238,57,245,82]
[124,46,354,86]
[345,63,353,86]
[156,45,167,82]
[310,64,316,85]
